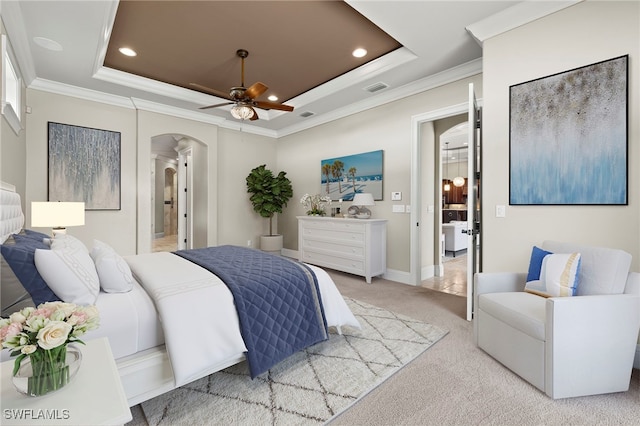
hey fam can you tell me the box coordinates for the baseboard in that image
[154,232,165,239]
[382,268,413,285]
[281,249,412,285]
[634,344,640,370]
[281,248,297,259]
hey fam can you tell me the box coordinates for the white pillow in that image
[90,240,134,293]
[525,253,581,298]
[34,235,99,305]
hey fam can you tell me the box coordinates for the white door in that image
[177,147,193,250]
[465,83,481,321]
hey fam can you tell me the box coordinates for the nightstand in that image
[0,337,132,425]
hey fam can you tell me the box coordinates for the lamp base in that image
[355,206,371,219]
[52,227,67,237]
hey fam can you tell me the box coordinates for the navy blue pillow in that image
[526,246,553,282]
[1,235,60,306]
[22,229,50,241]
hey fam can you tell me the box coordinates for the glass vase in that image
[12,345,82,397]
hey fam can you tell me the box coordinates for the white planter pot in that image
[260,235,283,255]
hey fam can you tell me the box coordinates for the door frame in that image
[410,97,483,286]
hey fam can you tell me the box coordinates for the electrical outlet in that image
[247,240,252,247]
[405,205,411,213]
[496,205,506,218]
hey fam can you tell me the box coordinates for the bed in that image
[0,182,360,406]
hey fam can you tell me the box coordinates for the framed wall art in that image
[509,55,628,205]
[48,122,121,210]
[320,150,383,201]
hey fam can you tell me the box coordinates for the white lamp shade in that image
[453,176,465,187]
[352,193,375,206]
[31,202,85,228]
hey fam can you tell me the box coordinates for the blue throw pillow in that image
[0,235,60,306]
[526,246,553,282]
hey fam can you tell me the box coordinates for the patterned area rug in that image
[140,298,448,425]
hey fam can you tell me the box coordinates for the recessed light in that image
[33,37,63,51]
[352,48,367,58]
[268,95,278,102]
[119,47,137,57]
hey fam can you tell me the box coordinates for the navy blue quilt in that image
[173,245,328,378]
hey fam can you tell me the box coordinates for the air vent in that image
[364,82,389,93]
[299,111,315,118]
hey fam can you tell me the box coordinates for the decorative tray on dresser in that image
[297,216,387,283]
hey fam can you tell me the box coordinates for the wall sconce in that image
[31,202,85,236]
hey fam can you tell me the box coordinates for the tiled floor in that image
[152,234,177,252]
[421,252,468,296]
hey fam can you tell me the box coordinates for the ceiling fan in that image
[191,49,294,121]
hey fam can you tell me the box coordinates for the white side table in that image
[0,337,132,426]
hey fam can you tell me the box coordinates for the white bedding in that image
[85,281,164,359]
[123,252,360,386]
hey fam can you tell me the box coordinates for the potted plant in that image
[246,164,293,253]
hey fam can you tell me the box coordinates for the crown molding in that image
[29,78,136,109]
[26,56,481,140]
[466,0,583,45]
[276,58,482,138]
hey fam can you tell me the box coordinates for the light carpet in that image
[139,298,447,425]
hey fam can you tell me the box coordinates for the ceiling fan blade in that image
[189,83,232,100]
[199,102,234,110]
[254,101,294,112]
[245,82,268,100]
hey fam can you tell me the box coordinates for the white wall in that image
[482,0,640,272]
[277,75,482,275]
[25,90,137,255]
[216,127,277,248]
[0,21,26,202]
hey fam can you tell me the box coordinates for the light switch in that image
[496,205,506,218]
[427,205,434,213]
[391,191,402,201]
[405,205,411,213]
[392,205,405,213]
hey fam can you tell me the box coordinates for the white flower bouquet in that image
[0,302,100,396]
[300,193,332,216]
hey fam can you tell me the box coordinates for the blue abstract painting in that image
[509,55,627,205]
[48,122,121,210]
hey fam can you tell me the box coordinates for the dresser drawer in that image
[302,219,366,233]
[302,239,365,257]
[297,216,387,284]
[302,227,364,244]
[301,251,365,274]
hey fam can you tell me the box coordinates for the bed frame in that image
[0,182,246,406]
[117,347,244,406]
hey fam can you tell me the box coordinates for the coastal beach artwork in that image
[48,122,121,210]
[321,150,383,201]
[509,55,627,205]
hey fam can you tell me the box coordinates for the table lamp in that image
[352,193,375,219]
[31,201,85,236]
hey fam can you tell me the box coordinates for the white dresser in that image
[297,216,387,283]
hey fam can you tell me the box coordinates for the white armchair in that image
[474,241,640,399]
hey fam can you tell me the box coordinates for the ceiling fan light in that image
[230,104,254,120]
[453,176,465,187]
